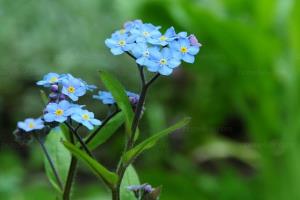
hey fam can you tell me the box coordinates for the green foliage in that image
[123,117,190,164]
[62,140,118,186]
[120,165,140,200]
[86,111,125,150]
[99,71,134,136]
[44,127,71,193]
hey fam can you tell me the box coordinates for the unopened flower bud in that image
[50,84,59,92]
[49,92,58,100]
[59,94,66,100]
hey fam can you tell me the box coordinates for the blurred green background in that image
[1,0,300,199]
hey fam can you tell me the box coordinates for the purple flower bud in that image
[143,184,154,193]
[59,94,66,100]
[50,84,59,92]
[49,92,58,100]
[189,34,201,47]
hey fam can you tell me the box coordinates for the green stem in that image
[63,127,77,200]
[64,122,94,158]
[114,71,160,200]
[34,133,63,191]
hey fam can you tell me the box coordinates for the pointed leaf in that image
[86,111,125,150]
[99,71,134,136]
[123,117,191,164]
[62,140,118,186]
[44,127,71,193]
[120,165,140,200]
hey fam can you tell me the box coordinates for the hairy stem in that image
[34,133,63,191]
[64,122,94,158]
[63,129,77,200]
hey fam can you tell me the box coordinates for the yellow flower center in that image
[50,77,58,83]
[159,59,167,65]
[82,114,90,120]
[68,86,75,93]
[119,29,126,34]
[180,46,188,53]
[143,31,149,37]
[159,35,167,41]
[29,122,35,129]
[118,40,126,46]
[55,109,64,116]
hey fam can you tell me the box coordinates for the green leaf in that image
[44,127,71,193]
[60,123,70,142]
[62,140,118,186]
[123,117,191,164]
[39,90,48,105]
[86,111,125,150]
[120,165,140,200]
[99,71,134,136]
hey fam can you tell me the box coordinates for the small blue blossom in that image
[93,91,140,105]
[148,27,177,46]
[130,23,161,43]
[105,33,136,55]
[17,118,44,132]
[170,37,200,63]
[93,91,115,104]
[61,75,87,101]
[37,73,60,87]
[71,109,101,130]
[44,100,73,123]
[146,47,181,75]
[123,19,143,31]
[132,43,158,66]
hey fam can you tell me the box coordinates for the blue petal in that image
[158,67,173,76]
[44,113,56,122]
[111,47,124,55]
[91,118,101,126]
[182,54,195,63]
[188,46,200,55]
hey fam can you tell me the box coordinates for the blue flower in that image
[37,73,60,87]
[130,23,161,43]
[93,91,140,105]
[148,27,177,46]
[44,100,73,123]
[93,91,115,104]
[61,75,87,101]
[71,109,101,130]
[123,19,143,31]
[132,43,159,66]
[105,33,136,55]
[17,118,44,132]
[170,38,200,63]
[146,47,181,75]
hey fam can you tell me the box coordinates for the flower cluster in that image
[15,73,102,140]
[105,19,201,76]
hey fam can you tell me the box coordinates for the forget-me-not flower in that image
[71,109,101,130]
[170,38,200,63]
[105,33,136,55]
[132,43,157,66]
[148,27,177,46]
[17,118,44,132]
[93,91,115,105]
[37,73,60,87]
[130,23,161,43]
[146,47,181,75]
[44,100,73,123]
[61,75,87,101]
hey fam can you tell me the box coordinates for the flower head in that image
[43,100,73,123]
[130,23,161,43]
[170,37,200,63]
[71,108,101,130]
[93,91,115,105]
[37,73,60,87]
[61,75,87,101]
[105,33,136,55]
[148,27,177,46]
[17,118,44,132]
[132,43,156,66]
[146,47,181,75]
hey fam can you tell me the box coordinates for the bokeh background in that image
[1,0,300,199]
